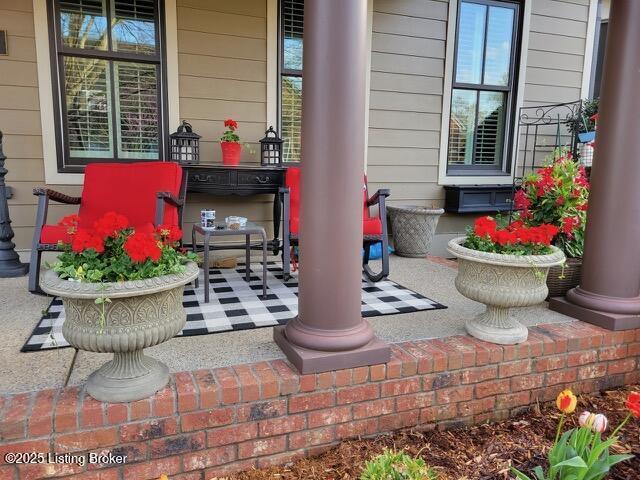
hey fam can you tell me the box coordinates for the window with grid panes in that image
[49,0,166,172]
[280,0,303,163]
[447,0,521,175]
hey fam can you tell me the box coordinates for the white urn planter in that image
[447,238,565,345]
[41,262,199,403]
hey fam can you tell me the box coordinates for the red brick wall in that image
[1,321,639,480]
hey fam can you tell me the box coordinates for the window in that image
[447,0,521,175]
[279,0,303,163]
[48,0,166,172]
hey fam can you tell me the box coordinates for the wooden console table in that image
[185,164,287,253]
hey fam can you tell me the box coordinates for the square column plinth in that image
[273,326,391,375]
[549,297,640,330]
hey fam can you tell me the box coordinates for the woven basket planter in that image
[388,206,444,257]
[547,257,582,298]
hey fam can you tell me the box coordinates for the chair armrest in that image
[155,192,184,226]
[33,188,81,205]
[156,191,183,207]
[367,188,390,206]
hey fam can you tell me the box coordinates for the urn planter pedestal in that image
[447,238,565,345]
[41,262,199,403]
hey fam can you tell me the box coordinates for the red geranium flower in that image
[156,224,183,243]
[224,119,238,130]
[71,229,104,254]
[473,216,497,238]
[123,231,162,263]
[94,212,129,239]
[627,391,640,419]
[58,214,80,235]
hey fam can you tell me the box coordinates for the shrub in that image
[360,449,437,480]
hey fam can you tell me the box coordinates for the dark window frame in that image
[278,0,303,164]
[447,0,523,176]
[47,0,169,173]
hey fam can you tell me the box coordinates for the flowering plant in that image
[514,149,589,258]
[464,216,559,255]
[220,118,240,143]
[512,389,637,480]
[50,212,196,283]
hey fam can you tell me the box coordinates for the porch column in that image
[549,0,640,329]
[273,0,390,373]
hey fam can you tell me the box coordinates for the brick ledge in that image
[0,321,638,479]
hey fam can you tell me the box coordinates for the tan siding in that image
[176,0,273,237]
[524,0,590,106]
[368,0,448,207]
[1,1,46,249]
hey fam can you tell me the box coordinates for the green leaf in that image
[554,456,588,469]
[510,468,533,480]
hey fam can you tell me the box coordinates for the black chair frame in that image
[279,186,391,282]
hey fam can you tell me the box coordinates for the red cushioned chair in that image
[280,166,390,282]
[29,162,187,293]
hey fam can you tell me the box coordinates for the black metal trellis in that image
[508,100,583,218]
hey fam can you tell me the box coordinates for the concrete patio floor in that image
[0,255,574,395]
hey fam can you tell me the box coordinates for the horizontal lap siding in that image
[524,0,590,105]
[177,0,273,238]
[1,1,48,250]
[368,0,448,208]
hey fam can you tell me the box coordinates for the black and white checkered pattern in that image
[22,262,446,352]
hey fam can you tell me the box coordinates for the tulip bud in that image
[579,411,608,433]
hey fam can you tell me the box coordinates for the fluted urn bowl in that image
[41,262,199,403]
[447,238,565,345]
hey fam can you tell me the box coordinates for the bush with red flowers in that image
[220,118,241,143]
[515,148,589,258]
[464,215,559,255]
[50,212,196,283]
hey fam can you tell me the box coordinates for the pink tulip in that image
[579,411,608,433]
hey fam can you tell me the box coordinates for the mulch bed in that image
[224,385,639,480]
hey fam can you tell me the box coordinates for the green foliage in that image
[360,450,437,480]
[511,426,633,480]
[567,98,599,135]
[220,130,240,143]
[50,230,197,283]
[516,148,589,258]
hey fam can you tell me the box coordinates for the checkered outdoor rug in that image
[22,262,446,352]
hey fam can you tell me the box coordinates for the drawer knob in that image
[256,175,270,184]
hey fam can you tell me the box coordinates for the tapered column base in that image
[549,296,640,330]
[273,325,390,375]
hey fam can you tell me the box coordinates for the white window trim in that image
[33,0,180,185]
[581,0,599,98]
[438,0,531,186]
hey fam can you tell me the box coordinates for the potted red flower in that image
[40,212,198,403]
[220,118,242,165]
[514,149,590,297]
[447,216,565,344]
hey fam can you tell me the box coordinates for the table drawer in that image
[237,171,283,188]
[189,170,232,187]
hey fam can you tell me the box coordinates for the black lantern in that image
[170,120,201,165]
[259,126,284,166]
